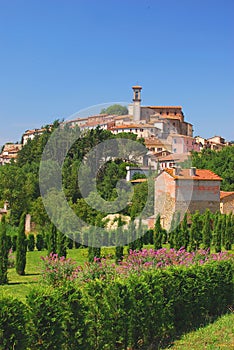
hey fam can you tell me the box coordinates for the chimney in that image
[190,167,196,176]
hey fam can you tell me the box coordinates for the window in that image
[174,139,177,144]
[173,148,177,153]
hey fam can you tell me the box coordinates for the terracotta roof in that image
[110,124,154,130]
[165,168,222,181]
[220,191,234,200]
[132,85,142,89]
[158,153,190,162]
[114,115,132,120]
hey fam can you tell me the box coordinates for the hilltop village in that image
[0,86,233,229]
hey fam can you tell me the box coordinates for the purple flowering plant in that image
[41,249,233,286]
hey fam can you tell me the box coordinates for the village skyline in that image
[0,1,233,145]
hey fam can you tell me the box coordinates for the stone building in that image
[155,168,222,230]
[220,191,234,214]
[0,143,22,165]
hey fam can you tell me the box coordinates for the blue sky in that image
[0,0,233,145]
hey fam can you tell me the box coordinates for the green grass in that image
[0,247,120,301]
[167,312,234,349]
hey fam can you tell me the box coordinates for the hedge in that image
[0,260,233,349]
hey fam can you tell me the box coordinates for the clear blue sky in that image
[0,0,233,145]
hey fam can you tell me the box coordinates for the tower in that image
[132,85,142,122]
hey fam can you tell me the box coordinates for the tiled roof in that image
[110,124,154,130]
[220,191,234,200]
[165,168,222,181]
[158,153,190,162]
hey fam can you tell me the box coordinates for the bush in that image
[27,287,64,350]
[12,234,17,252]
[27,233,35,251]
[1,251,232,349]
[0,296,29,350]
[36,233,44,251]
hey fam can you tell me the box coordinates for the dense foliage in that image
[100,104,128,115]
[1,256,233,349]
[0,124,147,230]
[192,146,234,191]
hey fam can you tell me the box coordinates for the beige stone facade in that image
[220,191,234,214]
[155,168,222,230]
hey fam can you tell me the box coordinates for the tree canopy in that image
[191,146,234,191]
[100,104,128,116]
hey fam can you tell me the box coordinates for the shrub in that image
[12,234,17,252]
[36,233,44,251]
[41,253,80,286]
[27,233,35,251]
[27,287,64,350]
[0,296,29,350]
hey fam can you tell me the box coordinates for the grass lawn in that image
[168,312,234,349]
[0,246,124,301]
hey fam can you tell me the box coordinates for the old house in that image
[155,168,222,230]
[220,191,234,214]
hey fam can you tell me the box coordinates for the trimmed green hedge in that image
[0,260,233,349]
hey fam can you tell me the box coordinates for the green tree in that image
[213,214,222,253]
[154,215,163,250]
[173,212,184,250]
[57,230,67,258]
[0,216,9,284]
[100,104,128,116]
[27,233,35,251]
[181,213,189,250]
[16,213,27,275]
[224,214,232,250]
[202,209,212,251]
[36,233,44,251]
[189,211,202,251]
[128,220,138,252]
[115,216,124,263]
[48,223,57,255]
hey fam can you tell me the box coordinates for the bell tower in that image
[132,85,142,122]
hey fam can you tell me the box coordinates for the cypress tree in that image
[189,211,202,251]
[169,213,176,249]
[174,212,184,250]
[12,235,17,252]
[154,215,163,250]
[88,227,101,262]
[27,233,35,251]
[128,220,137,252]
[48,223,57,255]
[221,214,227,247]
[135,218,144,251]
[181,213,189,250]
[36,233,44,251]
[57,230,67,258]
[115,217,124,263]
[214,214,222,253]
[0,216,9,285]
[224,214,232,251]
[202,209,212,251]
[16,213,27,276]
